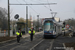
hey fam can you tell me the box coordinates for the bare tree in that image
[0,7,8,30]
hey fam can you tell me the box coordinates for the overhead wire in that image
[47,0,52,11]
[11,0,22,20]
[37,0,53,18]
[16,0,21,4]
[46,0,54,17]
[23,0,54,18]
[31,0,54,18]
[36,0,51,10]
[23,0,40,14]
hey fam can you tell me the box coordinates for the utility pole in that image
[8,0,10,36]
[26,6,28,33]
[37,15,39,32]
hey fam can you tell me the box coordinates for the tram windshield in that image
[44,22,54,31]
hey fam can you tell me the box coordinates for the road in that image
[0,32,75,50]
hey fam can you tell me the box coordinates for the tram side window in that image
[50,25,54,30]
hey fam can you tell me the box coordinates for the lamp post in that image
[26,6,28,33]
[37,15,39,32]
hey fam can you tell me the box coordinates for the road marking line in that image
[47,39,54,50]
[49,39,54,50]
[30,39,44,50]
[63,43,66,50]
[46,49,48,50]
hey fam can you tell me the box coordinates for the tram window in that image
[44,23,50,31]
[50,23,54,30]
[44,22,54,31]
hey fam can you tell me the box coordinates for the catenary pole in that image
[8,0,10,36]
[26,6,28,33]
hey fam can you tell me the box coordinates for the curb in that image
[0,35,27,44]
[0,38,17,44]
[0,37,25,44]
[0,36,29,44]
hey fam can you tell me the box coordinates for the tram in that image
[43,18,62,38]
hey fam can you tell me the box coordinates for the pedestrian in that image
[29,28,35,41]
[16,28,22,43]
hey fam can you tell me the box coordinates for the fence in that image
[0,30,8,37]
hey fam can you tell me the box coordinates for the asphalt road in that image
[0,32,75,50]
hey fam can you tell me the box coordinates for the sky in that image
[0,0,75,21]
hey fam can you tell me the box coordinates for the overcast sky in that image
[0,0,75,21]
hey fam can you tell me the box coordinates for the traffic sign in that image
[66,24,69,29]
[14,14,19,19]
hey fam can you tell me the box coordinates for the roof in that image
[16,22,26,24]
